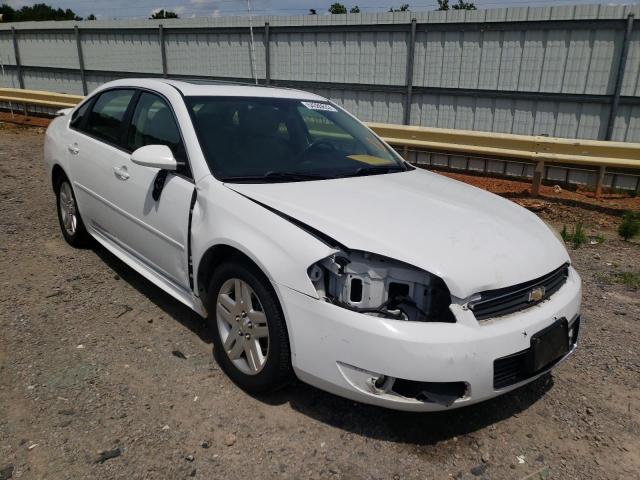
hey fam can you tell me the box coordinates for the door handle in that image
[113,165,130,180]
[67,143,79,155]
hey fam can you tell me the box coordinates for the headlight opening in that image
[308,251,455,323]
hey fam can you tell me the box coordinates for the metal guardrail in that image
[368,122,640,170]
[367,122,640,196]
[0,88,82,109]
[2,87,639,196]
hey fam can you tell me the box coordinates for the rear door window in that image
[84,89,136,145]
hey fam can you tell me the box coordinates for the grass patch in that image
[561,222,588,249]
[616,272,640,290]
[618,211,640,241]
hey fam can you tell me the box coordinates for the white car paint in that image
[225,168,569,299]
[44,78,581,411]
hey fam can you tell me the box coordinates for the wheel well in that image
[197,245,265,310]
[51,164,67,192]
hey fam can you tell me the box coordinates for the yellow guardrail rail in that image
[0,87,83,109]
[366,122,640,170]
[2,87,639,196]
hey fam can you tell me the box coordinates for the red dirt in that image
[0,111,51,128]
[437,171,640,214]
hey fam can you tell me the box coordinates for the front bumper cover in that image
[278,266,582,412]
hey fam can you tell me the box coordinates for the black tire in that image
[54,176,91,248]
[207,259,293,393]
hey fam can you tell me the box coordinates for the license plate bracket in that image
[527,318,569,374]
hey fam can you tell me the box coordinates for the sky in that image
[2,0,638,19]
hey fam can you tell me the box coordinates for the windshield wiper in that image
[340,165,406,178]
[221,171,329,183]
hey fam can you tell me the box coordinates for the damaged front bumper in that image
[279,267,582,412]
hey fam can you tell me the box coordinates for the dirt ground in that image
[1,122,639,480]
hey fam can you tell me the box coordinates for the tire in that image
[208,259,293,394]
[55,176,91,248]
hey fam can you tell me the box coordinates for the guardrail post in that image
[159,24,168,78]
[532,160,544,197]
[595,165,607,199]
[403,18,417,126]
[74,25,88,95]
[605,13,634,141]
[264,23,270,85]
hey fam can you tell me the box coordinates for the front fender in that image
[191,176,336,299]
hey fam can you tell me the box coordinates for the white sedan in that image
[44,79,581,411]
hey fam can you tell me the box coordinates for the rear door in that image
[67,88,137,241]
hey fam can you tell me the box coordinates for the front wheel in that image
[208,260,293,393]
[55,177,91,247]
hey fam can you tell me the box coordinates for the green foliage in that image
[571,222,587,249]
[350,6,360,13]
[389,4,410,12]
[87,14,96,20]
[0,2,80,22]
[560,222,589,248]
[618,211,640,241]
[328,3,348,14]
[617,271,640,290]
[453,0,477,9]
[437,0,476,10]
[149,9,179,19]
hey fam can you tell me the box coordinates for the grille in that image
[469,263,569,321]
[493,316,580,389]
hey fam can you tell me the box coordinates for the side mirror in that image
[131,145,177,171]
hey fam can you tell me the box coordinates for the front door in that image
[108,91,195,291]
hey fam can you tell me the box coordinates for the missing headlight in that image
[308,251,455,323]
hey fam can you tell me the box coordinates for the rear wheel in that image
[208,260,293,393]
[55,177,91,247]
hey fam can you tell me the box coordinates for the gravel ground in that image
[1,123,639,480]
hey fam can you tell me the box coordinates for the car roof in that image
[99,78,327,101]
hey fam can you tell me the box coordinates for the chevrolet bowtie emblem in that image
[528,286,546,302]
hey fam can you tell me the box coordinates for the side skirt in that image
[88,224,207,317]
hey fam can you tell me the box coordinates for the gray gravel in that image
[1,123,639,479]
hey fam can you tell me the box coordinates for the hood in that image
[226,169,569,298]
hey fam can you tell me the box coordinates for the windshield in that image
[185,96,410,182]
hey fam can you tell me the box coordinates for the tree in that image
[87,13,96,20]
[328,3,347,14]
[350,6,360,13]
[309,9,317,14]
[0,3,81,22]
[437,0,476,10]
[149,9,179,19]
[453,0,476,9]
[389,4,410,12]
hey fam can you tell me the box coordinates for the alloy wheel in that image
[216,278,270,375]
[59,182,77,236]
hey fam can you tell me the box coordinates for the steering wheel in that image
[303,139,336,155]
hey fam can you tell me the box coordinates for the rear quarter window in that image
[70,100,91,130]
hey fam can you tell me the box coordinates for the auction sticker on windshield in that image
[301,101,338,112]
